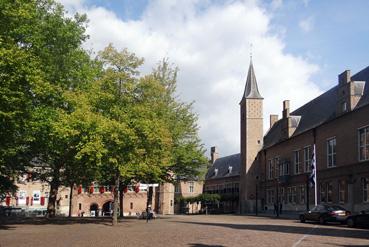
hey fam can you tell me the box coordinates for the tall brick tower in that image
[239,59,263,213]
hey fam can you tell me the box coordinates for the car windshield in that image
[326,205,345,211]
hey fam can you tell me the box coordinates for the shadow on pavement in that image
[188,244,225,247]
[174,221,369,240]
[0,217,127,228]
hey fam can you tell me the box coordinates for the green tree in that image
[0,0,100,215]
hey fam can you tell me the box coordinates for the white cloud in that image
[299,16,314,32]
[59,0,322,157]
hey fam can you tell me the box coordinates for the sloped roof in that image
[242,61,263,99]
[205,153,240,180]
[263,66,369,149]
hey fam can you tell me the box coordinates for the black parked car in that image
[346,210,369,228]
[299,204,351,224]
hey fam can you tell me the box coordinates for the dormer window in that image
[228,166,233,174]
[214,168,218,177]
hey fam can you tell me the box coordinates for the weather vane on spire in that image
[250,43,253,62]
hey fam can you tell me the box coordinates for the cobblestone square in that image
[1,215,369,247]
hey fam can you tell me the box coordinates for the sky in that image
[58,0,369,158]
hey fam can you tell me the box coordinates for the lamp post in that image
[255,175,259,216]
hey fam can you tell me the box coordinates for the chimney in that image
[270,114,278,128]
[210,146,219,164]
[338,70,351,85]
[282,100,290,118]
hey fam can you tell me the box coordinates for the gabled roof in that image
[242,61,263,99]
[263,66,369,149]
[205,153,240,180]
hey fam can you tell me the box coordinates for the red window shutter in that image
[31,197,33,206]
[123,186,128,193]
[5,196,10,206]
[89,186,94,194]
[134,185,140,193]
[26,196,29,206]
[99,186,105,194]
[41,196,45,206]
[78,185,82,194]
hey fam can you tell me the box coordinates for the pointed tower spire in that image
[242,60,263,99]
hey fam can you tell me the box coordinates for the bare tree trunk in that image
[68,183,73,217]
[112,175,120,226]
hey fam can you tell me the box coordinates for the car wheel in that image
[347,218,355,228]
[319,217,326,225]
[299,215,306,223]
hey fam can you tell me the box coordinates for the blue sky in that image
[61,0,369,156]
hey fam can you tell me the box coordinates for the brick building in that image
[204,147,240,213]
[206,59,369,214]
[174,180,204,214]
[256,67,369,213]
[2,181,176,216]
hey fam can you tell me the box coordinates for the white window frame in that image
[338,180,346,203]
[189,181,194,193]
[358,126,369,161]
[303,145,311,173]
[293,150,301,175]
[292,186,297,204]
[268,159,273,180]
[327,137,337,168]
[287,187,292,204]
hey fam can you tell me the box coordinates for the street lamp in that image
[255,175,259,216]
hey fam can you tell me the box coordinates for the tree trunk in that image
[47,181,59,217]
[146,186,153,220]
[119,182,124,218]
[112,175,120,226]
[68,183,74,217]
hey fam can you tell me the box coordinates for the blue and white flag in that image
[309,144,316,187]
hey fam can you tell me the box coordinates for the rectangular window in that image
[294,150,300,174]
[234,183,239,193]
[292,187,297,204]
[327,182,333,203]
[274,157,280,178]
[267,189,275,204]
[189,182,194,193]
[338,180,346,203]
[327,138,337,167]
[79,203,82,210]
[287,187,292,204]
[175,183,180,193]
[359,126,369,161]
[300,185,305,204]
[268,160,273,179]
[279,162,284,176]
[33,190,40,204]
[278,187,284,203]
[304,146,311,173]
[363,178,369,203]
[130,202,133,210]
[320,183,326,203]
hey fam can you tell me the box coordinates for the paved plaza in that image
[1,215,369,247]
